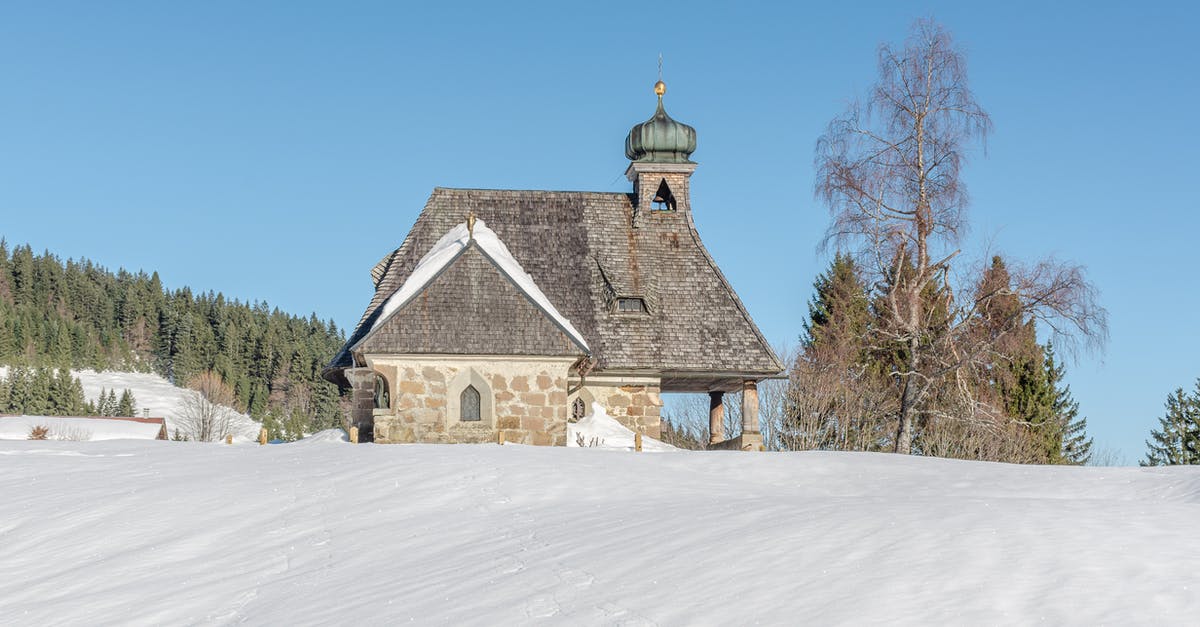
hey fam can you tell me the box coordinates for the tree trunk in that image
[894,338,919,454]
[895,377,914,454]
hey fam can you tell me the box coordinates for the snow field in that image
[1,437,1197,625]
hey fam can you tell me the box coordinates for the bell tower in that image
[624,79,697,227]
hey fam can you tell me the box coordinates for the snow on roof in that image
[364,218,589,352]
[0,415,166,441]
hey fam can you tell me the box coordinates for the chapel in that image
[323,79,783,449]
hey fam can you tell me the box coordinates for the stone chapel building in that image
[323,79,784,449]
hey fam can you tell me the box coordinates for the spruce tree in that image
[1142,382,1200,466]
[1045,345,1092,465]
[117,389,137,417]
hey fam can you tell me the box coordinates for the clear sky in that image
[2,1,1197,463]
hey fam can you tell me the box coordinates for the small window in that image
[373,374,390,410]
[460,385,481,421]
[616,297,646,314]
[570,397,586,423]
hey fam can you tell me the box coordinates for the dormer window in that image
[615,297,647,314]
[652,179,677,212]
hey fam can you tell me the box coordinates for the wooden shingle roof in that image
[326,187,783,389]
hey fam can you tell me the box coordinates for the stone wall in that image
[365,356,575,446]
[571,377,662,439]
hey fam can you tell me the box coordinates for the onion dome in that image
[625,80,697,163]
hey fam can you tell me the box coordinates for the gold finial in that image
[655,53,666,97]
[467,212,476,238]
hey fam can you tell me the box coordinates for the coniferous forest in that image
[0,241,345,437]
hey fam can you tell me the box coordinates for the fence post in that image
[259,428,268,445]
[349,426,359,444]
[634,432,643,452]
[497,430,505,445]
[225,434,233,445]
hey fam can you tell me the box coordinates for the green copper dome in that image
[624,81,697,163]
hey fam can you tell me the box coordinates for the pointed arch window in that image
[460,385,481,422]
[571,397,586,423]
[652,178,677,212]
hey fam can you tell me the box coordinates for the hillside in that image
[0,367,258,439]
[0,242,344,435]
[1,440,1196,624]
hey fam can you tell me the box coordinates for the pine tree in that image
[1142,382,1200,466]
[117,389,137,417]
[1045,345,1092,465]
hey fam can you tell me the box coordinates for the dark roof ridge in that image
[432,186,631,197]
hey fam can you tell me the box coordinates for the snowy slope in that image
[1,439,1197,625]
[0,367,259,441]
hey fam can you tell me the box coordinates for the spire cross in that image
[658,54,663,81]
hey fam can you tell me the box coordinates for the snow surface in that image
[1,439,1197,625]
[567,402,676,451]
[366,219,589,351]
[0,416,162,440]
[0,367,259,441]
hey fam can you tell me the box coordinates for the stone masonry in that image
[367,356,575,446]
[571,377,662,439]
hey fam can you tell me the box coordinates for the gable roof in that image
[326,187,783,387]
[353,223,588,357]
[0,415,168,440]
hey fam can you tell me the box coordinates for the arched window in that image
[373,374,390,410]
[460,385,481,421]
[652,178,677,212]
[447,369,493,427]
[570,397,586,423]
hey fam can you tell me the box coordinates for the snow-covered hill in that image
[1,438,1196,625]
[74,369,258,440]
[0,367,258,440]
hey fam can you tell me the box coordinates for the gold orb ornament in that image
[654,80,666,96]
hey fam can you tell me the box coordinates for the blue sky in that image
[2,1,1197,463]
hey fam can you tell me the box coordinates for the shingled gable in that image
[350,220,589,358]
[326,187,784,390]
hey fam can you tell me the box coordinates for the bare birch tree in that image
[815,19,1107,454]
[178,370,238,442]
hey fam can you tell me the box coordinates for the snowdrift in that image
[2,439,1198,624]
[567,402,675,451]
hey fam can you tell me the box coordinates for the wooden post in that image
[225,434,233,445]
[258,428,268,445]
[635,432,643,452]
[349,426,359,444]
[708,391,725,444]
[497,430,505,445]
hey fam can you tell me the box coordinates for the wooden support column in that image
[741,380,759,435]
[708,391,725,444]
